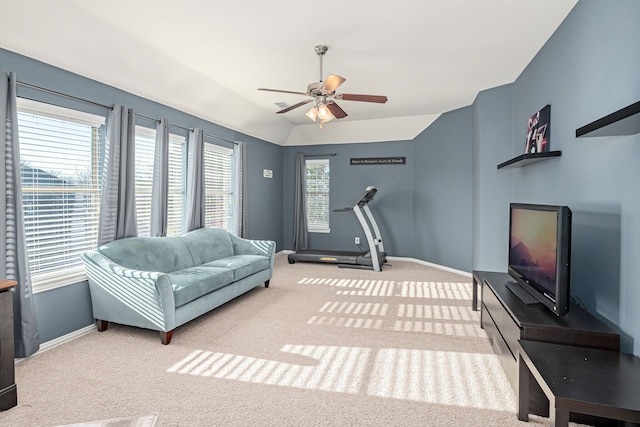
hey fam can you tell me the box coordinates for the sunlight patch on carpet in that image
[167,345,369,394]
[397,281,471,300]
[167,345,511,412]
[367,349,514,411]
[318,301,389,316]
[297,277,472,300]
[307,315,385,329]
[393,304,486,338]
[303,284,483,337]
[391,319,486,338]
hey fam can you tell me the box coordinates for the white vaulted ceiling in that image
[0,0,577,146]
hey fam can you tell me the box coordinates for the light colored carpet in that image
[1,255,584,426]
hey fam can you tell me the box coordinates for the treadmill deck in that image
[288,249,386,268]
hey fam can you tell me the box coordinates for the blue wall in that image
[1,48,284,343]
[471,84,513,273]
[472,0,640,354]
[282,107,474,273]
[413,106,473,272]
[282,141,415,257]
[3,0,640,354]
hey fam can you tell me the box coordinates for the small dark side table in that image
[517,340,640,427]
[0,279,17,411]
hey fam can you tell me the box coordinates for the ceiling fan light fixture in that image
[305,106,318,122]
[317,103,334,122]
[258,44,387,126]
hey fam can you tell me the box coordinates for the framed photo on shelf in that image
[525,104,551,154]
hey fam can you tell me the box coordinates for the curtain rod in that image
[168,123,237,145]
[17,80,237,145]
[303,153,337,157]
[17,81,111,110]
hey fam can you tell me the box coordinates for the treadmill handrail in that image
[352,204,380,270]
[363,204,385,253]
[350,186,377,208]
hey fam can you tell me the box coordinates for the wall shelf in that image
[497,150,562,169]
[576,100,640,137]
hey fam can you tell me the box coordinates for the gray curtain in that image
[234,141,247,237]
[292,153,309,250]
[150,118,169,237]
[1,71,40,358]
[98,105,138,246]
[185,128,204,232]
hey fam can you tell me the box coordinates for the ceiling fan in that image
[258,45,388,126]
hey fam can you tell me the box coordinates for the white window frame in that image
[134,126,156,237]
[167,133,186,237]
[305,158,330,233]
[203,142,237,234]
[17,98,106,293]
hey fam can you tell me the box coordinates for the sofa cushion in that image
[204,255,270,281]
[98,236,193,273]
[180,228,234,266]
[168,266,234,307]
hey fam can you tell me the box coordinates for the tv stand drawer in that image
[482,303,517,389]
[482,281,520,359]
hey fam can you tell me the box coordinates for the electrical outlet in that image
[355,237,360,245]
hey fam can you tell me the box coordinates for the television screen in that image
[508,203,571,316]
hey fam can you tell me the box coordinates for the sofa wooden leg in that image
[96,319,109,332]
[160,330,174,345]
[264,280,270,288]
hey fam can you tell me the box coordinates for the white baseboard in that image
[278,250,471,278]
[386,256,472,278]
[17,324,96,362]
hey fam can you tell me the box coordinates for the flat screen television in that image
[507,203,572,317]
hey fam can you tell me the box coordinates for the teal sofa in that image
[81,227,275,344]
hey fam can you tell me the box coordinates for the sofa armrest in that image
[229,235,276,270]
[81,250,176,332]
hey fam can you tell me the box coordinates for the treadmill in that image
[288,186,387,271]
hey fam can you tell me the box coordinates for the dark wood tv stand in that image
[517,340,640,426]
[474,270,621,423]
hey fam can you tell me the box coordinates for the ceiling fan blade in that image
[276,99,313,114]
[338,93,388,103]
[318,74,346,93]
[258,88,309,96]
[326,101,348,119]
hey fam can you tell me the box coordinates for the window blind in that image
[167,134,185,236]
[203,143,234,232]
[17,101,105,290]
[305,158,330,232]
[134,126,155,237]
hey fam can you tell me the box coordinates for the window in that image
[135,128,186,237]
[134,126,155,237]
[167,134,186,236]
[17,99,105,292]
[305,158,330,232]
[203,142,236,233]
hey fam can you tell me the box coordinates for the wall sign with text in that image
[350,157,406,166]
